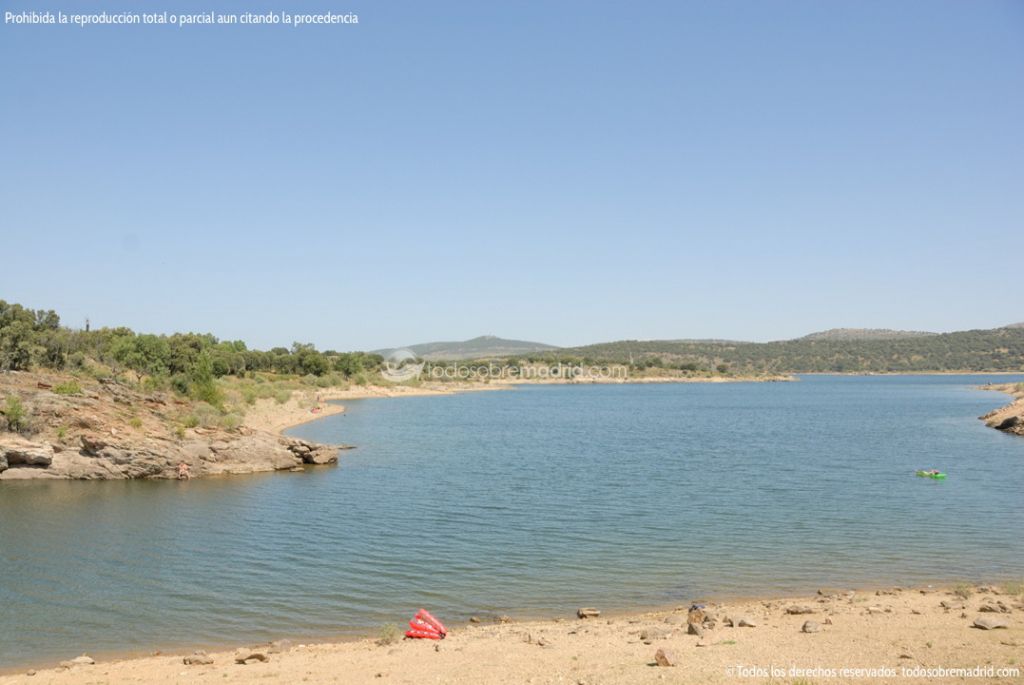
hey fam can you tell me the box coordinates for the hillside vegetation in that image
[0,299,355,480]
[538,327,1024,374]
[4,300,1022,388]
[0,300,382,394]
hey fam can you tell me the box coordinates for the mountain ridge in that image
[798,328,938,341]
[549,326,1024,373]
[374,335,559,361]
[374,321,1024,369]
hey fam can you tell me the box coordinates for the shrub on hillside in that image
[53,380,82,395]
[219,413,242,431]
[2,395,26,432]
[193,402,221,428]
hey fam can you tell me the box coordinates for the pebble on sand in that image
[640,627,671,642]
[235,652,270,664]
[972,617,1009,630]
[58,655,94,669]
[786,606,815,615]
[183,651,214,666]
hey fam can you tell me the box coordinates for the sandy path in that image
[4,585,1020,684]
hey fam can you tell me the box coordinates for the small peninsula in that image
[981,382,1024,437]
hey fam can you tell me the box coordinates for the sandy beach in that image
[241,382,514,435]
[3,584,1019,684]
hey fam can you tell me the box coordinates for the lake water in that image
[1,375,1023,669]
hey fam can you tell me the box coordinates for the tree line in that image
[6,299,1021,385]
[555,327,1024,373]
[0,299,383,387]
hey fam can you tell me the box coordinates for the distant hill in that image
[535,326,1024,373]
[372,324,1024,371]
[799,328,937,341]
[664,338,752,344]
[375,335,559,361]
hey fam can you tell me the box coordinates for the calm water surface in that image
[1,375,1023,668]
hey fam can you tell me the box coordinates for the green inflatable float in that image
[916,470,947,480]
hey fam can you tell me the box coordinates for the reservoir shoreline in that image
[2,374,1021,682]
[1,583,1020,683]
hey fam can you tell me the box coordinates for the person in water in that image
[177,462,191,480]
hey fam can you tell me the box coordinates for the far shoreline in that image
[798,370,1024,376]
[270,371,1024,438]
[265,375,797,437]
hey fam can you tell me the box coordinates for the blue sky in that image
[2,0,1022,350]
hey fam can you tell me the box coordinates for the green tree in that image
[110,333,171,381]
[189,351,223,407]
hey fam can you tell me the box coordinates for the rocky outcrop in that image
[997,416,1020,430]
[1,371,349,482]
[285,437,342,465]
[0,431,345,481]
[0,436,54,470]
[980,385,1024,436]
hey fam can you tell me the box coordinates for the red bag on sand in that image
[408,618,440,634]
[415,609,447,636]
[405,627,442,640]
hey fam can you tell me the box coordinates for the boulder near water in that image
[0,436,54,469]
